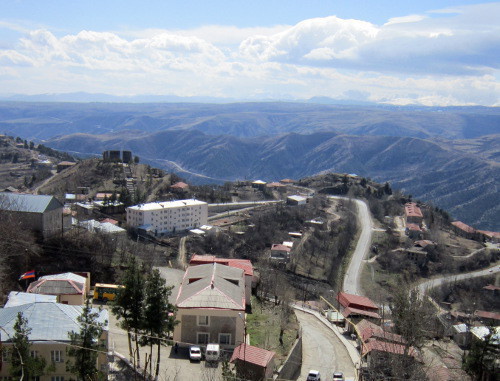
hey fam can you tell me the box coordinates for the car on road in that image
[306,370,321,380]
[189,346,202,362]
[333,371,345,380]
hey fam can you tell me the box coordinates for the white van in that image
[205,343,220,363]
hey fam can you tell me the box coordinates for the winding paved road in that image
[416,263,500,295]
[330,197,373,295]
[296,310,356,381]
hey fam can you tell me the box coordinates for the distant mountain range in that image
[0,101,498,230]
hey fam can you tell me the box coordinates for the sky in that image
[0,1,499,106]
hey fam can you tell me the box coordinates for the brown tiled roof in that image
[171,181,189,189]
[356,319,404,343]
[404,202,423,218]
[337,292,379,310]
[451,221,476,234]
[362,338,416,357]
[474,310,500,321]
[478,230,500,239]
[230,343,275,367]
[414,240,435,248]
[190,254,254,276]
[280,179,296,184]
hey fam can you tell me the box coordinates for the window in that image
[197,332,209,345]
[219,333,231,345]
[51,377,64,381]
[197,315,209,326]
[51,350,62,363]
[30,350,38,358]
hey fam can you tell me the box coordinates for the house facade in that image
[126,199,208,236]
[173,263,245,350]
[0,192,63,238]
[0,302,108,381]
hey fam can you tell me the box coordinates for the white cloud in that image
[0,3,498,106]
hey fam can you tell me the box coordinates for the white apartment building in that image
[126,199,208,236]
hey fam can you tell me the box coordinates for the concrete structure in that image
[27,272,88,305]
[0,192,63,238]
[189,254,255,307]
[230,343,275,381]
[0,302,108,381]
[287,195,307,205]
[173,263,245,350]
[126,199,208,236]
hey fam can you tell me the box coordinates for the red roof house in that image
[171,181,189,190]
[230,343,275,381]
[404,202,423,224]
[337,292,381,321]
[451,221,476,234]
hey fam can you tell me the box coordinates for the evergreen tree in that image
[66,299,107,381]
[140,268,177,378]
[111,256,145,366]
[463,327,498,380]
[10,312,46,380]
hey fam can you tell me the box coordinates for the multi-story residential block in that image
[126,199,208,236]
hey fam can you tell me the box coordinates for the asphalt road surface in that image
[296,310,356,381]
[331,197,373,295]
[417,263,500,295]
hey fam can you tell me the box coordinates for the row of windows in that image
[197,332,231,345]
[2,349,63,363]
[1,375,63,381]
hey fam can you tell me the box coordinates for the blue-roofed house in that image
[0,302,109,380]
[0,192,63,238]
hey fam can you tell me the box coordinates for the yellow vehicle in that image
[93,283,123,302]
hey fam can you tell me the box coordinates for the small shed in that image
[287,195,307,205]
[230,343,275,381]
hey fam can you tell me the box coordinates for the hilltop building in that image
[126,199,208,236]
[404,202,423,224]
[0,192,63,238]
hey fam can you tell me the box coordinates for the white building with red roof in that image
[173,263,245,349]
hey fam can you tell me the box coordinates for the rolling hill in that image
[45,129,500,231]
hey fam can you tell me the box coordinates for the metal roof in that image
[0,302,108,342]
[4,292,57,308]
[27,279,84,295]
[176,263,245,310]
[230,343,275,367]
[128,198,206,211]
[0,192,63,213]
[40,272,86,284]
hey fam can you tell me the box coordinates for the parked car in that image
[189,346,202,362]
[306,370,321,381]
[333,372,345,381]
